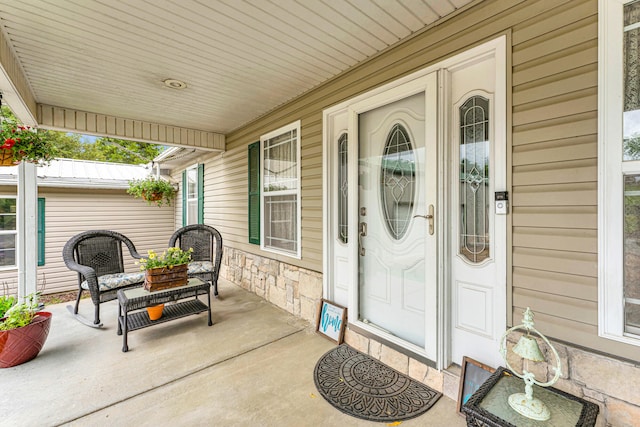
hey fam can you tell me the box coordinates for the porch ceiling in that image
[0,0,474,140]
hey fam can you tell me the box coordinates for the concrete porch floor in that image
[1,279,466,427]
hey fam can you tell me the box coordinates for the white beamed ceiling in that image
[0,0,473,135]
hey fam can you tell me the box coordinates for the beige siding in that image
[181,0,638,359]
[0,186,175,296]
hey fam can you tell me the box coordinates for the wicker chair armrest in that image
[63,258,97,282]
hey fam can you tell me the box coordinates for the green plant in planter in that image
[0,293,39,330]
[127,176,177,207]
[0,294,16,318]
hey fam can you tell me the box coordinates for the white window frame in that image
[0,195,17,269]
[598,0,640,346]
[260,120,302,259]
[185,164,199,226]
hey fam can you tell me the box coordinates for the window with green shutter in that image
[248,141,260,244]
[182,164,204,225]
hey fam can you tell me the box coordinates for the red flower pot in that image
[0,311,52,368]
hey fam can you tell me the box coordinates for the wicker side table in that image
[462,367,599,427]
[117,278,212,352]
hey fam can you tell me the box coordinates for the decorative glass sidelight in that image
[459,96,490,263]
[381,123,416,240]
[338,133,348,243]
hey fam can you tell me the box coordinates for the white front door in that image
[323,37,506,369]
[352,76,438,360]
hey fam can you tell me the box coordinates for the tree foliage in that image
[625,134,640,160]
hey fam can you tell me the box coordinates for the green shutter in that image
[182,170,187,226]
[37,197,45,266]
[197,163,204,224]
[248,142,260,244]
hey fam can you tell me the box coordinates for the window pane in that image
[187,200,198,226]
[624,1,640,160]
[338,133,348,243]
[459,96,490,263]
[264,194,297,253]
[625,174,640,335]
[0,234,16,267]
[0,198,16,232]
[0,198,16,214]
[380,124,415,240]
[187,168,197,198]
[263,129,298,192]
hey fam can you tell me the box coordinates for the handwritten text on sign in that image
[319,302,344,341]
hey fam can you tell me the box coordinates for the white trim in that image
[260,120,302,259]
[17,162,38,300]
[598,0,640,346]
[0,195,17,268]
[184,164,199,226]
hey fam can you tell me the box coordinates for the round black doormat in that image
[313,344,442,422]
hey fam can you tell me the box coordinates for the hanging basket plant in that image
[0,118,58,166]
[127,176,177,207]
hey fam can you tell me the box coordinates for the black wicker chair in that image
[169,224,223,297]
[63,230,144,327]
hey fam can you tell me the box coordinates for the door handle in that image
[358,222,367,256]
[413,204,434,235]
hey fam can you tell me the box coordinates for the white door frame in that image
[323,36,506,369]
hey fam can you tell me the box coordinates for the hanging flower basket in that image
[142,191,164,202]
[0,148,16,166]
[127,176,177,207]
[0,119,57,166]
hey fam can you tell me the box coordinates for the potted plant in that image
[0,117,58,166]
[127,176,177,207]
[0,293,52,368]
[139,247,193,302]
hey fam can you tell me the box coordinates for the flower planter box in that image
[143,263,188,292]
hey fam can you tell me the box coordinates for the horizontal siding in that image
[174,0,639,359]
[513,183,597,206]
[507,0,637,359]
[0,187,175,296]
[513,267,597,301]
[512,135,597,166]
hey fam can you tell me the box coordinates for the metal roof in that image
[0,158,154,189]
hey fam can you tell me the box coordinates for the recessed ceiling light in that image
[162,78,187,89]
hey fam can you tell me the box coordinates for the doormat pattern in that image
[313,344,442,422]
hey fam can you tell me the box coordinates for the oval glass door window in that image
[380,123,415,240]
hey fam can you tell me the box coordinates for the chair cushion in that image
[188,261,214,274]
[81,272,145,292]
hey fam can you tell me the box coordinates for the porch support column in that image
[17,161,38,301]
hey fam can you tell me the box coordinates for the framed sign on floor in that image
[316,299,347,344]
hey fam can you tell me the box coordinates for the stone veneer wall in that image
[220,247,323,325]
[220,246,639,427]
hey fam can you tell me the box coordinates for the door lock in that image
[358,222,367,256]
[413,204,435,235]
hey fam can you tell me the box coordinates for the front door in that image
[353,76,438,360]
[324,37,506,368]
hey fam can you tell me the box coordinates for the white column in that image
[17,161,38,301]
